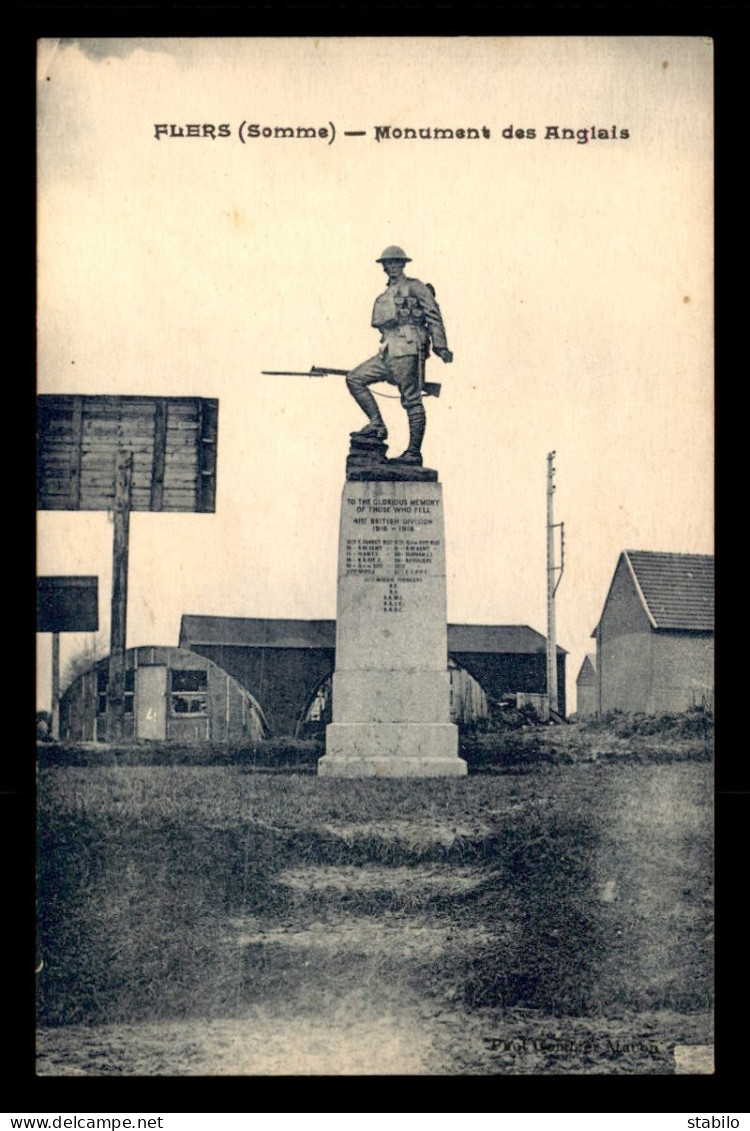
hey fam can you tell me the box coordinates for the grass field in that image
[36,740,713,1075]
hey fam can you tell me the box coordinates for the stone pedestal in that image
[319,479,466,778]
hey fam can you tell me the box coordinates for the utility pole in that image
[546,451,565,716]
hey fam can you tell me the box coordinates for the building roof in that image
[577,653,597,681]
[180,615,566,655]
[448,624,565,655]
[593,551,714,635]
[180,616,336,650]
[626,551,714,631]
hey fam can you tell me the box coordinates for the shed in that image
[576,653,598,719]
[179,616,567,734]
[59,646,269,744]
[447,624,567,717]
[591,550,714,715]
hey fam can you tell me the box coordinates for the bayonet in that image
[263,365,441,396]
[262,366,349,378]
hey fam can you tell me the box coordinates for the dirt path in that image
[37,1003,436,1075]
[37,764,713,1075]
[37,1005,712,1076]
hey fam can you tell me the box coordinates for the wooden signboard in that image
[37,576,99,739]
[37,576,99,634]
[37,395,218,514]
[37,395,219,740]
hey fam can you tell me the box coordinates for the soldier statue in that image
[346,246,453,466]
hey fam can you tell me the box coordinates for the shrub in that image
[36,737,324,770]
[581,707,713,741]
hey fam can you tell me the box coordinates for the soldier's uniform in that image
[346,247,451,463]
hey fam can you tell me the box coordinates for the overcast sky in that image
[36,36,714,711]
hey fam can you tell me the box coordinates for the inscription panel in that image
[343,493,441,608]
[335,482,448,670]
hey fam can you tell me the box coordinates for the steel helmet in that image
[376,245,412,263]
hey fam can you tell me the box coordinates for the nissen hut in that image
[178,615,567,734]
[59,646,268,744]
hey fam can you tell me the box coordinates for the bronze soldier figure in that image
[346,246,453,465]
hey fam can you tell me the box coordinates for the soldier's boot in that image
[348,386,388,439]
[395,404,426,464]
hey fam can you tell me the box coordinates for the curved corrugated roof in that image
[179,616,566,655]
[180,616,336,649]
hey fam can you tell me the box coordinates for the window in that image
[96,668,134,714]
[171,669,208,714]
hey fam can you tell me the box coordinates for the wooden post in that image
[197,399,219,513]
[69,396,83,509]
[107,452,133,742]
[50,632,60,739]
[149,398,167,512]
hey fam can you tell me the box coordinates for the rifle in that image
[262,365,441,397]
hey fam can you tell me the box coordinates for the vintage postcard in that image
[36,37,714,1076]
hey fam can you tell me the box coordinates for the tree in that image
[62,631,108,692]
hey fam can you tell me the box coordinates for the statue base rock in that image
[345,432,438,482]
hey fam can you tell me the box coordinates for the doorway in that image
[136,665,167,740]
